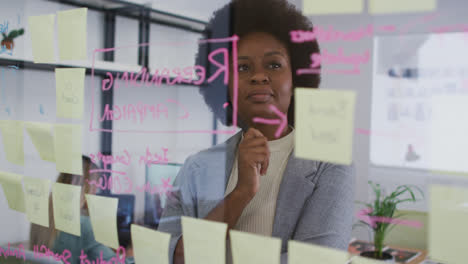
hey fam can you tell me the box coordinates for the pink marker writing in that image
[0,243,26,261]
[79,246,126,264]
[90,150,131,169]
[99,100,189,123]
[357,208,423,229]
[87,174,173,196]
[309,48,370,72]
[101,48,229,91]
[252,105,287,138]
[32,244,71,264]
[290,24,395,43]
[139,147,169,166]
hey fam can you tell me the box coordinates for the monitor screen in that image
[144,163,182,228]
[370,32,468,173]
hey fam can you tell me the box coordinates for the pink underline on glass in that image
[90,128,238,134]
[89,169,127,175]
[198,36,239,44]
[252,118,281,125]
[94,37,241,53]
[357,208,423,229]
[296,68,360,75]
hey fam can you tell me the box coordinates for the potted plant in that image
[1,28,24,51]
[355,181,424,262]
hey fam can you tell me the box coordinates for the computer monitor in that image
[144,163,182,228]
[107,194,134,248]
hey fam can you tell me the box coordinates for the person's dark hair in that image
[197,0,321,127]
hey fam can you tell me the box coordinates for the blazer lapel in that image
[272,153,318,251]
[223,131,242,189]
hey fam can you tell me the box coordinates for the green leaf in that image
[7,30,17,39]
[7,28,24,39]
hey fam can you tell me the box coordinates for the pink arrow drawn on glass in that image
[252,105,287,139]
[357,208,423,229]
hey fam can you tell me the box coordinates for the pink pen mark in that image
[79,246,126,264]
[0,243,26,261]
[159,177,173,195]
[357,208,423,229]
[297,48,369,76]
[32,244,71,264]
[223,102,229,108]
[252,105,287,138]
[90,36,240,135]
[166,98,189,119]
[290,24,396,43]
[297,68,361,75]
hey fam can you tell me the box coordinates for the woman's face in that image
[229,32,293,127]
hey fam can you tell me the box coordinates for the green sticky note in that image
[52,182,81,236]
[0,120,25,166]
[369,0,437,14]
[54,124,82,175]
[429,184,468,264]
[86,194,120,249]
[289,241,349,264]
[182,216,227,264]
[295,89,356,165]
[25,122,55,162]
[230,230,281,264]
[28,14,56,64]
[23,176,51,227]
[57,8,87,61]
[303,0,364,15]
[131,224,170,264]
[55,68,85,119]
[0,171,26,213]
[352,256,386,264]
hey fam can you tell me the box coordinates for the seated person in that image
[30,156,133,264]
[157,0,355,263]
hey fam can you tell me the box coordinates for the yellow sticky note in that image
[0,171,26,212]
[57,8,87,61]
[429,184,468,264]
[369,0,437,14]
[25,122,55,162]
[52,182,81,236]
[55,68,85,119]
[131,224,170,264]
[28,14,56,63]
[0,120,25,166]
[289,241,349,264]
[54,124,82,175]
[303,0,364,15]
[295,89,356,165]
[23,176,51,227]
[230,230,281,264]
[86,194,120,249]
[182,216,227,264]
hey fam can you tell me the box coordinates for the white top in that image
[224,128,295,236]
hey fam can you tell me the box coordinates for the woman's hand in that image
[234,128,270,199]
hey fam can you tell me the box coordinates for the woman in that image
[30,156,133,264]
[158,0,355,263]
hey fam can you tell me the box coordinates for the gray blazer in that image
[158,131,355,264]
